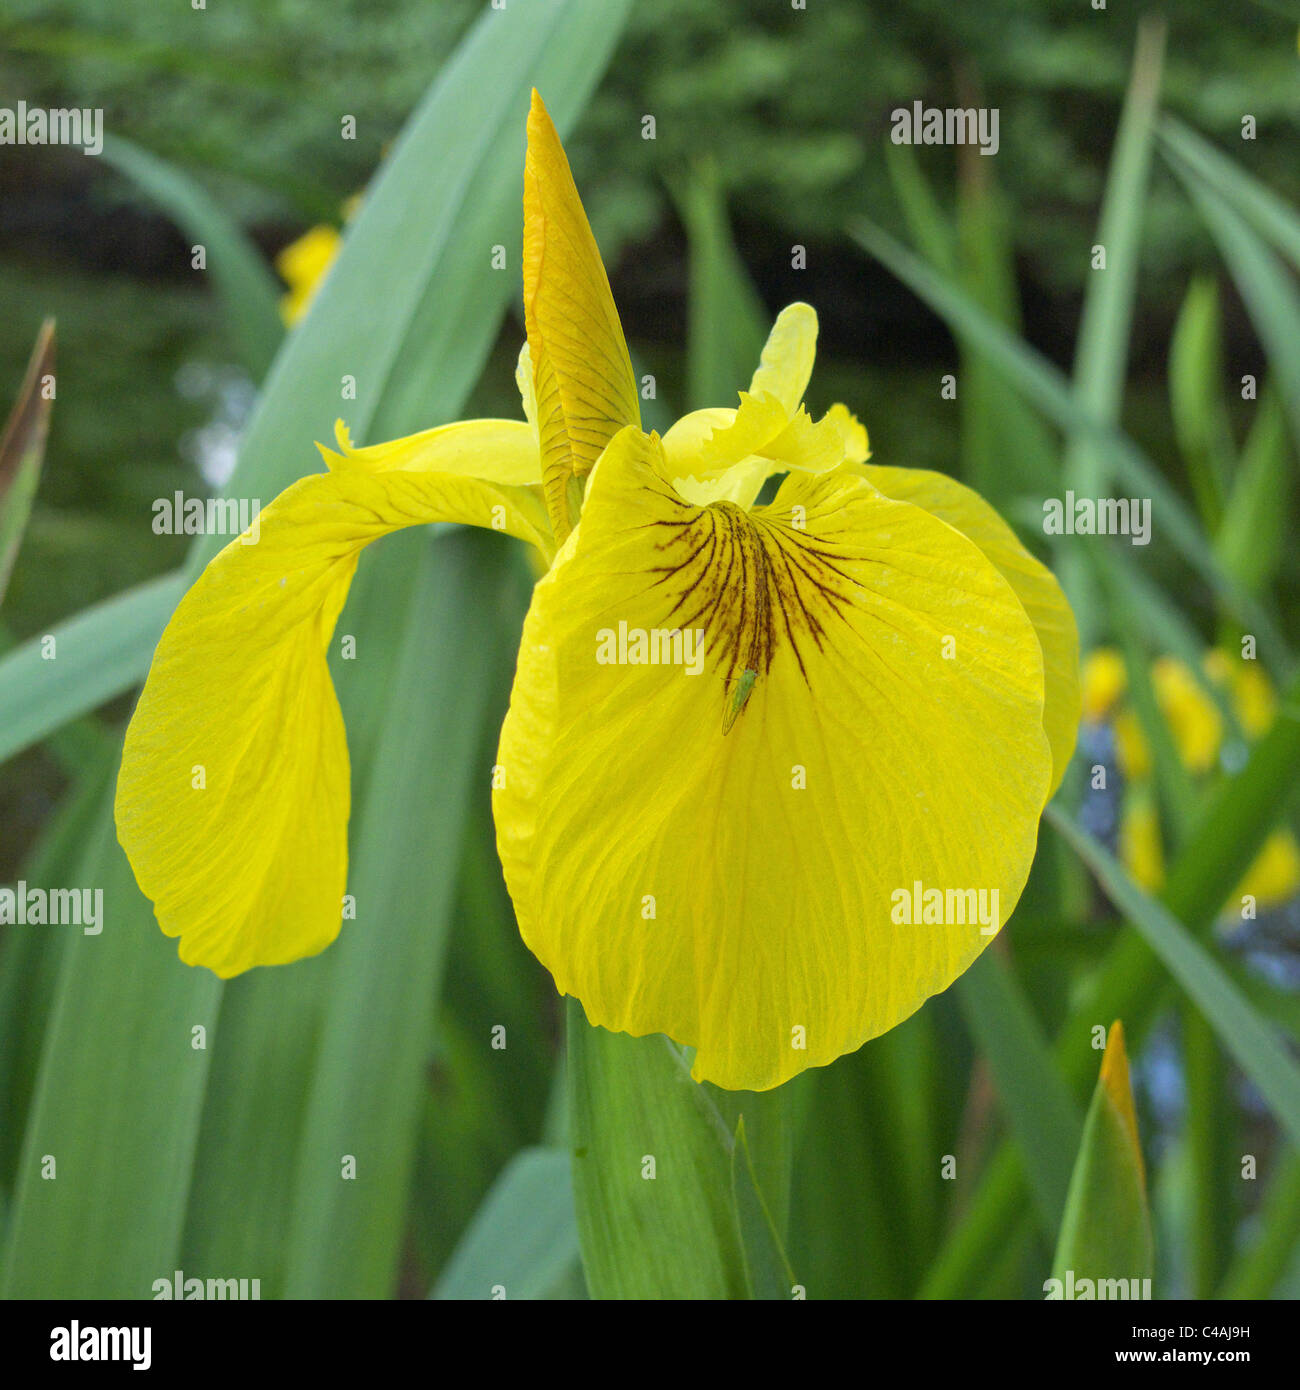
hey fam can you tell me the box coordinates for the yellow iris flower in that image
[115,92,1080,1091]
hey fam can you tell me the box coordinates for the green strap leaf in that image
[432,1147,579,1301]
[101,135,284,381]
[731,1117,798,1300]
[848,217,1291,673]
[956,952,1082,1236]
[1047,804,1300,1152]
[567,1002,748,1299]
[0,319,55,607]
[0,571,185,766]
[1050,1022,1154,1294]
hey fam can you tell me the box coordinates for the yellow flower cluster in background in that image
[1082,647,1300,908]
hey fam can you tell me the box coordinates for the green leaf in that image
[1158,117,1300,274]
[1168,277,1233,531]
[672,159,769,412]
[1215,387,1290,599]
[0,812,222,1298]
[101,135,283,380]
[432,1147,579,1301]
[1163,148,1300,458]
[955,952,1082,1236]
[567,1001,748,1299]
[1047,805,1300,1152]
[731,1117,797,1300]
[1217,1148,1300,1298]
[1051,1023,1154,1291]
[0,319,55,607]
[0,571,185,766]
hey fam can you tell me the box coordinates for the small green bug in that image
[721,667,759,736]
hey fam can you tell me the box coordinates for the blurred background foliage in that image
[3,0,1300,1300]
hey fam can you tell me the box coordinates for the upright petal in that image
[117,438,547,978]
[861,465,1080,795]
[747,302,818,413]
[661,304,867,508]
[495,428,1052,1090]
[523,90,640,541]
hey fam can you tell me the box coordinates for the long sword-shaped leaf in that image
[1047,805,1300,1151]
[1163,148,1300,459]
[1158,117,1300,272]
[567,1003,749,1299]
[185,0,633,1300]
[0,572,184,766]
[956,951,1082,1235]
[282,529,514,1297]
[0,319,55,606]
[432,1147,579,1301]
[101,135,283,380]
[1050,1022,1153,1293]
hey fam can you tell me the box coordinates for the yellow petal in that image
[860,465,1080,796]
[748,302,818,413]
[321,416,541,486]
[523,90,639,541]
[117,446,547,978]
[1205,648,1277,738]
[494,427,1053,1090]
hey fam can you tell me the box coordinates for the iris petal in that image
[495,428,1052,1090]
[522,90,640,541]
[860,465,1080,795]
[117,442,547,977]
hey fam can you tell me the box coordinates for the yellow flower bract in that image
[115,92,1080,1089]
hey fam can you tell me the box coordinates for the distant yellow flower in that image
[276,223,343,327]
[1099,645,1300,910]
[1237,830,1300,913]
[1119,788,1164,892]
[115,93,1080,1090]
[1153,657,1221,774]
[1081,647,1127,722]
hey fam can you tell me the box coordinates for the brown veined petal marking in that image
[494,427,1054,1091]
[523,89,640,541]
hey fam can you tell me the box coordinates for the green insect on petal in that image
[722,668,758,736]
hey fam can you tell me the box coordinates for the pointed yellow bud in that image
[523,89,640,541]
